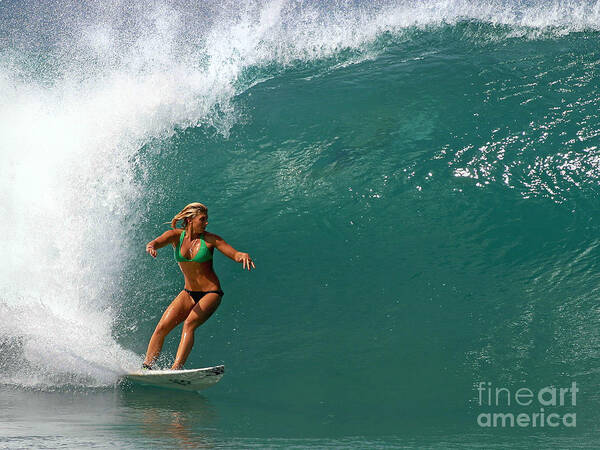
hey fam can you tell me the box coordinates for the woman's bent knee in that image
[154,322,171,336]
[183,320,200,332]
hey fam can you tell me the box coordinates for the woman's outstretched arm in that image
[209,233,256,270]
[146,229,179,258]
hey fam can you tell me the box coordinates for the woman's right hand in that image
[146,242,157,258]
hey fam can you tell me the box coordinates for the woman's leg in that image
[171,292,222,369]
[143,291,194,367]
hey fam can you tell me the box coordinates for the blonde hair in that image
[170,202,208,229]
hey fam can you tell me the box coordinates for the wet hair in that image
[170,202,208,229]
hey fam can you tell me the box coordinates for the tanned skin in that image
[143,213,255,369]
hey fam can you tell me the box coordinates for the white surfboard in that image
[124,365,225,391]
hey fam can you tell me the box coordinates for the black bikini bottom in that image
[184,289,224,304]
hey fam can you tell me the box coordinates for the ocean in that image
[1,0,600,447]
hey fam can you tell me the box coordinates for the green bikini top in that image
[174,230,213,263]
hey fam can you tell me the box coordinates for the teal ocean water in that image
[2,0,600,447]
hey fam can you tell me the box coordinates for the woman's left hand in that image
[236,252,256,270]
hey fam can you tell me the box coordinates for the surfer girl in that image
[142,202,255,370]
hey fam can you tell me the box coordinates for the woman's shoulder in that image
[163,228,184,242]
[203,231,221,243]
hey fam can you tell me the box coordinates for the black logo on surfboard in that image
[169,379,192,385]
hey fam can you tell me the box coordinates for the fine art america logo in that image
[476,381,578,428]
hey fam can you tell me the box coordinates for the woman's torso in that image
[173,229,220,291]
